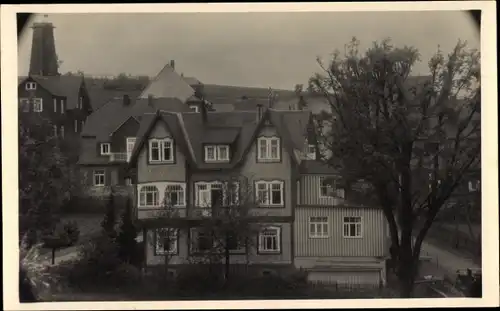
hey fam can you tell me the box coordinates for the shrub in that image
[112,263,142,287]
[62,220,80,245]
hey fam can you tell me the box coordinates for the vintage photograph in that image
[5,4,490,306]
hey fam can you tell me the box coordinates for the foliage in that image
[63,220,80,246]
[101,193,117,239]
[308,37,480,297]
[101,73,150,91]
[18,110,79,247]
[117,197,140,265]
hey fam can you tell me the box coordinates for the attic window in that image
[149,138,174,163]
[25,82,36,90]
[257,137,280,161]
[100,143,111,155]
[305,144,316,160]
[319,176,345,199]
[204,145,230,162]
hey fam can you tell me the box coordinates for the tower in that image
[28,16,60,76]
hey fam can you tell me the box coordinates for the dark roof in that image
[129,109,312,170]
[86,81,143,111]
[19,75,84,109]
[299,160,340,174]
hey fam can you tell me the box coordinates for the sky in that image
[17,11,479,90]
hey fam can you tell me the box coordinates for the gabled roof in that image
[139,63,195,102]
[182,76,203,86]
[18,75,84,109]
[128,108,312,171]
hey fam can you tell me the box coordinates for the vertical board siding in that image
[299,175,344,206]
[295,206,386,257]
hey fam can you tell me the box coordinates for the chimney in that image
[123,94,131,106]
[256,103,263,121]
[148,95,154,107]
[29,20,59,76]
[200,100,208,123]
[170,60,175,70]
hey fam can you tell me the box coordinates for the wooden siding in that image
[298,175,345,206]
[137,120,187,183]
[146,223,292,265]
[295,206,388,257]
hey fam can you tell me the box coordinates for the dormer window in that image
[100,143,111,155]
[257,137,280,161]
[204,145,230,162]
[149,138,174,163]
[190,105,199,113]
[26,82,36,90]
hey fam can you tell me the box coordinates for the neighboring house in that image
[17,75,93,142]
[78,95,192,198]
[127,103,390,284]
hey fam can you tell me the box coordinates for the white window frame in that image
[74,120,78,133]
[155,228,178,255]
[32,98,43,112]
[258,226,281,253]
[309,216,329,238]
[468,180,480,192]
[52,125,58,138]
[319,176,345,199]
[343,216,363,238]
[126,137,136,162]
[255,180,284,207]
[25,82,36,90]
[306,144,316,160]
[60,99,65,114]
[195,181,238,207]
[164,184,186,207]
[149,138,174,163]
[257,137,280,161]
[93,170,105,187]
[79,97,83,109]
[100,143,111,155]
[204,145,230,162]
[53,98,57,113]
[190,105,199,113]
[138,185,160,207]
[60,125,65,138]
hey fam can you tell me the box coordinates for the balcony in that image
[109,152,129,163]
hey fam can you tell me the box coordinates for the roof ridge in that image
[138,63,170,98]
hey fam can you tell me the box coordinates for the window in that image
[343,216,363,238]
[60,100,65,114]
[93,170,105,186]
[126,137,136,162]
[20,98,30,112]
[165,184,186,207]
[149,138,173,163]
[190,105,199,113]
[25,82,36,90]
[79,97,83,109]
[52,125,58,138]
[204,145,230,162]
[155,228,178,255]
[32,98,43,112]
[309,217,329,238]
[468,180,480,192]
[319,176,345,198]
[305,144,316,160]
[257,137,280,161]
[255,181,284,206]
[259,227,280,253]
[53,98,57,113]
[195,182,237,207]
[139,185,160,207]
[100,143,110,155]
[74,120,78,133]
[190,228,214,253]
[60,126,64,138]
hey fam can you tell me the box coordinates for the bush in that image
[62,221,80,245]
[112,263,142,287]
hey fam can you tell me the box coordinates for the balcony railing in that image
[138,207,187,220]
[109,152,129,162]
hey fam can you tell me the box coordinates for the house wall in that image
[294,206,388,257]
[18,78,60,121]
[298,175,346,206]
[137,120,187,183]
[239,125,294,218]
[145,222,293,266]
[110,117,140,153]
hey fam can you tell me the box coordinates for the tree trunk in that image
[224,234,230,285]
[51,248,56,265]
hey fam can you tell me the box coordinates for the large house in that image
[126,101,390,285]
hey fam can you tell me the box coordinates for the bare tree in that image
[308,37,480,297]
